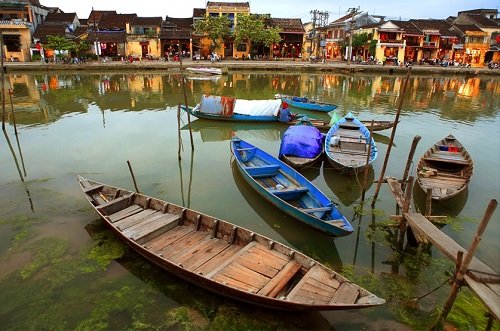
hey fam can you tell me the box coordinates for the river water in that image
[0,71,498,330]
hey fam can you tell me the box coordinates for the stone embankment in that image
[4,59,499,76]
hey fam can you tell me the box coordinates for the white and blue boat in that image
[324,112,378,174]
[231,137,353,237]
[277,94,338,112]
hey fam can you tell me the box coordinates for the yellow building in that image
[126,17,162,59]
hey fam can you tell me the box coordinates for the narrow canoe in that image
[231,137,353,237]
[279,117,324,170]
[278,95,338,112]
[287,118,396,132]
[77,176,385,310]
[324,113,378,174]
[416,134,473,201]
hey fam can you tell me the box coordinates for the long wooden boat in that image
[77,176,385,310]
[288,118,396,132]
[231,137,353,237]
[416,134,473,201]
[186,67,222,75]
[279,117,324,170]
[324,113,378,174]
[277,94,337,112]
[182,95,292,122]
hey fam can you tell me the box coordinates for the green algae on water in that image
[20,237,68,279]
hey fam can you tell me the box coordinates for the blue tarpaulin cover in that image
[279,125,323,158]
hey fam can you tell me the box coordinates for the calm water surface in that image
[0,71,498,330]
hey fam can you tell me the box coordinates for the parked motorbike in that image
[488,61,499,69]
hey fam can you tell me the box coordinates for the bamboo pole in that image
[398,176,413,249]
[431,199,498,330]
[178,55,194,150]
[401,135,421,192]
[371,68,412,207]
[177,104,182,160]
[361,120,374,202]
[126,160,140,193]
[8,88,18,135]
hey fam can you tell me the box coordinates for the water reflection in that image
[5,72,497,128]
[323,164,375,207]
[412,182,469,217]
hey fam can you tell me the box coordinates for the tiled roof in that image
[33,25,70,43]
[391,20,422,35]
[88,10,117,23]
[452,24,485,33]
[193,8,205,17]
[162,17,192,29]
[44,12,77,24]
[87,31,127,43]
[332,13,355,23]
[465,14,500,28]
[133,16,162,27]
[270,18,305,33]
[357,22,382,29]
[98,13,137,30]
[159,30,191,39]
[409,19,458,37]
[206,2,249,8]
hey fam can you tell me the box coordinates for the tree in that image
[73,40,90,57]
[193,15,232,53]
[233,14,281,57]
[45,35,75,52]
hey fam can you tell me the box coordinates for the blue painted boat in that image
[324,112,378,174]
[231,136,353,237]
[183,95,290,122]
[278,95,338,112]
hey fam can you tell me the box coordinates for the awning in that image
[139,41,149,45]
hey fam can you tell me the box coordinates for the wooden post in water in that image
[431,199,498,330]
[372,68,412,207]
[177,104,182,160]
[425,188,433,217]
[361,120,374,202]
[126,160,140,193]
[1,33,6,131]
[398,175,413,249]
[401,135,421,192]
[178,55,194,150]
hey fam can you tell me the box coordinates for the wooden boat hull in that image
[231,137,353,237]
[287,118,396,132]
[324,113,378,174]
[416,135,473,201]
[186,67,222,75]
[281,97,337,112]
[182,105,279,122]
[280,152,323,171]
[78,176,384,310]
[279,119,324,170]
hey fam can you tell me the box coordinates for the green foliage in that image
[193,15,232,51]
[233,14,282,52]
[369,40,377,56]
[74,40,90,56]
[45,35,75,52]
[352,33,370,48]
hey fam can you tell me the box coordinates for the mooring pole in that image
[372,68,412,207]
[178,55,194,150]
[8,88,18,135]
[361,120,374,202]
[126,160,140,193]
[431,199,497,330]
[177,104,182,160]
[401,135,421,192]
[1,33,6,131]
[398,175,413,249]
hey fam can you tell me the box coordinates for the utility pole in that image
[346,7,359,65]
[309,10,329,58]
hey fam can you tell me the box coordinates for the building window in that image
[236,43,247,52]
[3,35,21,52]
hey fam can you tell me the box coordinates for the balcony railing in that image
[0,20,31,28]
[423,41,437,47]
[405,41,420,47]
[128,33,158,40]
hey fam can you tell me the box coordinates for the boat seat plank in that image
[108,205,143,223]
[301,206,332,213]
[194,245,242,276]
[83,184,104,194]
[131,213,182,244]
[96,194,132,215]
[167,233,215,264]
[267,186,309,196]
[145,225,195,252]
[245,164,280,178]
[155,230,208,259]
[115,209,159,230]
[249,243,290,263]
[119,211,165,233]
[219,262,271,289]
[212,272,260,293]
[258,260,302,297]
[236,253,282,278]
[182,239,232,271]
[329,282,360,304]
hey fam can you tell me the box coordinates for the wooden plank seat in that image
[420,177,466,189]
[107,204,143,223]
[300,206,333,213]
[97,193,135,215]
[245,164,280,178]
[128,213,181,244]
[83,184,104,194]
[267,186,309,196]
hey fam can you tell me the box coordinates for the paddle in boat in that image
[279,117,324,170]
[324,112,378,174]
[275,94,337,112]
[183,95,300,122]
[231,137,353,237]
[77,175,385,310]
[416,134,473,201]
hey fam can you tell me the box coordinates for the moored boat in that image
[279,117,324,170]
[77,175,384,310]
[287,117,396,132]
[416,134,473,201]
[186,67,223,75]
[324,113,378,174]
[231,137,353,237]
[276,94,337,112]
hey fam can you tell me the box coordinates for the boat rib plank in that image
[121,211,165,234]
[115,209,158,230]
[167,233,215,264]
[212,273,260,293]
[294,288,331,303]
[286,265,336,302]
[193,245,242,275]
[108,205,143,223]
[239,248,287,270]
[236,254,281,278]
[329,282,359,304]
[144,225,194,252]
[249,244,289,263]
[258,260,302,297]
[204,241,258,278]
[219,262,270,289]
